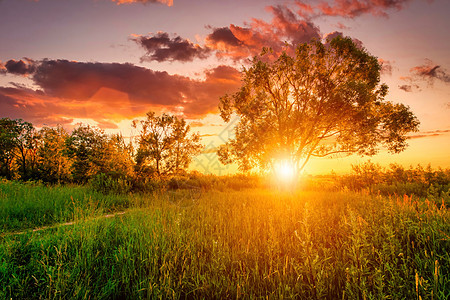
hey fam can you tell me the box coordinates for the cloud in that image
[205,26,242,48]
[410,59,450,84]
[323,31,364,49]
[131,32,211,62]
[4,58,37,76]
[0,87,75,126]
[189,121,205,127]
[130,4,322,63]
[184,65,241,116]
[398,75,421,92]
[0,61,6,74]
[408,129,450,139]
[295,0,427,19]
[266,5,321,45]
[111,0,173,6]
[399,59,450,92]
[323,30,343,41]
[335,22,350,30]
[205,4,321,61]
[378,58,393,76]
[398,85,413,92]
[0,60,241,127]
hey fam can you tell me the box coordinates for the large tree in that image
[133,112,203,177]
[218,36,419,173]
[36,125,72,183]
[0,118,38,180]
[65,124,110,183]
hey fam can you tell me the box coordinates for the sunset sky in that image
[1,0,449,174]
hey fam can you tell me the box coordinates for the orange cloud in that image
[112,0,173,6]
[0,61,6,74]
[399,59,450,92]
[410,59,450,83]
[296,0,425,19]
[378,58,394,76]
[205,4,320,61]
[0,60,241,128]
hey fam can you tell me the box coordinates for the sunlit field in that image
[1,180,448,299]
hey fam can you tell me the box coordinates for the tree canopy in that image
[218,36,420,173]
[133,112,203,177]
[0,112,201,185]
[0,118,37,180]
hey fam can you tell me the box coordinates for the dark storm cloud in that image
[132,32,211,62]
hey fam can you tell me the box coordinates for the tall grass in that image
[0,180,130,232]
[1,188,448,299]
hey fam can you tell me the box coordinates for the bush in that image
[336,162,450,204]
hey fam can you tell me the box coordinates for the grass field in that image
[0,181,449,299]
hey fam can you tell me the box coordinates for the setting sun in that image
[274,160,296,182]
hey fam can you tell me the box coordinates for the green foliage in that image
[0,118,38,180]
[133,112,203,177]
[218,36,419,173]
[0,119,138,186]
[65,124,111,183]
[1,188,448,299]
[338,162,450,204]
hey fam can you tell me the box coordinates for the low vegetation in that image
[336,162,450,204]
[1,179,449,299]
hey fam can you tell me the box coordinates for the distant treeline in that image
[0,114,202,189]
[1,117,449,199]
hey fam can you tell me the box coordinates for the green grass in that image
[0,180,131,232]
[1,185,449,299]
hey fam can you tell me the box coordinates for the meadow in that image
[0,179,449,299]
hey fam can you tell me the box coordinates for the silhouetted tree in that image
[218,36,420,173]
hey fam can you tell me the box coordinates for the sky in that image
[1,0,449,175]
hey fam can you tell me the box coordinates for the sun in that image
[274,160,296,182]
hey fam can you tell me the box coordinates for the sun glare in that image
[274,160,296,182]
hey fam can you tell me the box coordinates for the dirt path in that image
[2,211,127,237]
